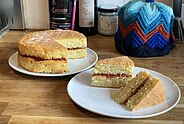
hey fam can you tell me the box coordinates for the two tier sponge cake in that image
[18,29,87,73]
[113,71,166,111]
[91,56,134,88]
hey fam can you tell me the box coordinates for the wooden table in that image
[0,31,183,124]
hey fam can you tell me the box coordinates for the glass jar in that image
[98,4,118,35]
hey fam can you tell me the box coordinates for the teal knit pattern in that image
[114,0,176,57]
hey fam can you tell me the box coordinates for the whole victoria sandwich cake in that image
[91,56,134,88]
[18,29,87,73]
[114,0,175,57]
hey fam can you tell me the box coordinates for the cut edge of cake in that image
[112,71,166,111]
[54,29,87,59]
[126,77,166,111]
[113,71,150,104]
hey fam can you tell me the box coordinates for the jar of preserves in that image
[98,4,118,35]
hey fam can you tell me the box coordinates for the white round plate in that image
[8,48,98,77]
[67,67,181,118]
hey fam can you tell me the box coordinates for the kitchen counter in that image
[0,30,183,124]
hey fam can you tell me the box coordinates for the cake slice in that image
[91,56,134,88]
[113,71,166,111]
[52,29,87,59]
[113,71,150,104]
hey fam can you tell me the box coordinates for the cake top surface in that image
[18,29,87,49]
[97,56,134,66]
[50,29,86,41]
[20,29,86,44]
[18,30,67,50]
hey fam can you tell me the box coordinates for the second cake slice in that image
[113,71,166,111]
[91,56,134,88]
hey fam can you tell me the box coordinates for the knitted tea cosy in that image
[114,0,175,57]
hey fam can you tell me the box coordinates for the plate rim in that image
[67,67,181,119]
[8,48,98,77]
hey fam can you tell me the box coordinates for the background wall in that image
[156,0,172,6]
[22,0,183,29]
[22,0,49,29]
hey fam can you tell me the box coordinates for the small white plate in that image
[67,67,181,118]
[8,48,98,77]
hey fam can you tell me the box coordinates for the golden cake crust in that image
[97,56,134,66]
[18,30,68,59]
[52,29,87,49]
[18,29,87,59]
[93,56,134,75]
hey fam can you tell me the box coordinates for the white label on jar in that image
[79,0,94,27]
[98,15,118,35]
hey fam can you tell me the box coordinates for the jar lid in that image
[98,4,118,13]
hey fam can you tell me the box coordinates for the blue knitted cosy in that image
[114,0,175,57]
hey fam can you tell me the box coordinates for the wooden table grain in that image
[0,31,183,124]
